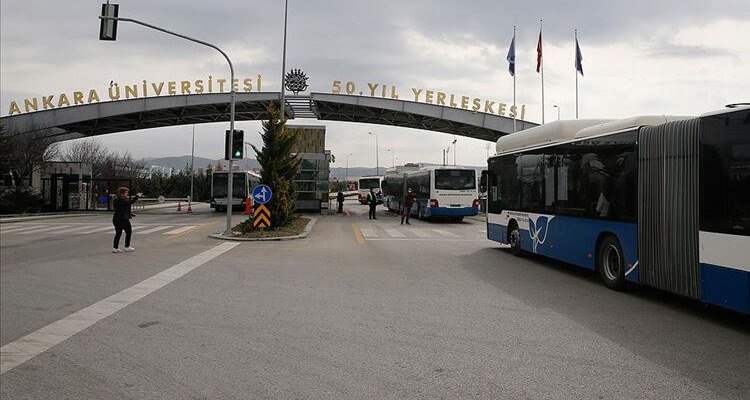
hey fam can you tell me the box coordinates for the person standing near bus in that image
[367,187,378,220]
[401,188,415,225]
[336,190,345,213]
[112,187,140,253]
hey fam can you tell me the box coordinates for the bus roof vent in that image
[496,119,611,154]
[575,115,692,138]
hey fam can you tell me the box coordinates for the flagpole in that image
[513,25,517,133]
[573,28,578,119]
[540,19,545,124]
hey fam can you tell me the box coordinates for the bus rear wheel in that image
[597,236,625,290]
[508,224,523,256]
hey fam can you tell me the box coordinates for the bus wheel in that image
[509,224,523,256]
[597,236,625,290]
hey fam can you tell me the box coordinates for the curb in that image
[209,217,317,242]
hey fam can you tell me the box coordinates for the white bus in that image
[210,171,261,212]
[357,176,384,204]
[388,166,479,222]
[486,106,750,314]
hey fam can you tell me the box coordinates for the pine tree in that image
[251,105,300,228]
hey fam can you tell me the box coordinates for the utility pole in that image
[369,132,379,175]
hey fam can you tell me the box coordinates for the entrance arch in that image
[1,92,537,142]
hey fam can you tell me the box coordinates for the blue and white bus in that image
[486,106,749,314]
[384,166,479,222]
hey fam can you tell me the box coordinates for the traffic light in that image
[225,129,244,160]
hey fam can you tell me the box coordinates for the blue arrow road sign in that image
[252,184,272,205]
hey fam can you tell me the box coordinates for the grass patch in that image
[232,216,310,238]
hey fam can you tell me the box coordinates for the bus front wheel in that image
[597,236,625,290]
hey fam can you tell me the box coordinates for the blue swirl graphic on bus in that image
[528,215,553,253]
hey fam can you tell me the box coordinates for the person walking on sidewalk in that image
[367,187,378,220]
[401,188,415,225]
[112,187,140,253]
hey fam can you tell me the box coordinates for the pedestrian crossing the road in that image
[353,224,486,242]
[1,223,201,238]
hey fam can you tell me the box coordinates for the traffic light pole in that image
[98,14,237,236]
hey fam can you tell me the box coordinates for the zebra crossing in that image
[356,224,486,241]
[0,223,199,237]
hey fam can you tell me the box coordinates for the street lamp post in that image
[553,104,561,121]
[345,153,352,186]
[189,124,195,213]
[452,137,457,166]
[386,148,395,168]
[369,132,379,175]
[99,9,237,236]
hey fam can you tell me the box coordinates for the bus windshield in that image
[212,174,247,198]
[435,170,476,190]
[359,178,381,190]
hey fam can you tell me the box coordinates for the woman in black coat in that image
[112,187,140,253]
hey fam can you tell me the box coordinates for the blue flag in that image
[575,37,584,76]
[506,34,516,77]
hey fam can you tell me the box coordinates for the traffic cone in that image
[177,201,182,212]
[187,203,193,213]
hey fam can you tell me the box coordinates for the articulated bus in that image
[384,166,479,222]
[357,176,384,204]
[486,106,750,314]
[210,171,261,212]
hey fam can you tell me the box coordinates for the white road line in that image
[433,229,459,238]
[137,226,173,235]
[360,228,378,238]
[384,228,405,238]
[47,225,102,234]
[81,226,116,234]
[1,225,45,234]
[163,226,196,235]
[412,229,432,238]
[0,242,240,375]
[17,226,73,235]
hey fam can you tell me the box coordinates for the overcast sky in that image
[2,0,748,168]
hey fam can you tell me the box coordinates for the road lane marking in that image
[0,241,240,375]
[360,228,377,238]
[81,226,115,234]
[433,229,459,238]
[1,225,46,234]
[137,226,173,235]
[48,225,105,234]
[351,223,365,244]
[163,226,196,235]
[17,226,73,235]
[384,228,405,238]
[412,229,432,238]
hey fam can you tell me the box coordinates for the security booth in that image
[38,162,93,211]
[288,125,331,213]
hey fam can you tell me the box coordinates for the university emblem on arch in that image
[253,204,271,229]
[284,68,309,95]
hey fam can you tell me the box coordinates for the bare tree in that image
[0,126,60,187]
[98,151,146,179]
[60,139,109,171]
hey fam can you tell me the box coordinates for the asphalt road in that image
[1,201,748,399]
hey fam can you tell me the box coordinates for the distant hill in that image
[142,155,260,171]
[143,156,482,178]
[329,163,484,181]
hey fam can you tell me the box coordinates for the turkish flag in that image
[536,31,543,73]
